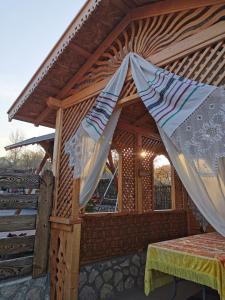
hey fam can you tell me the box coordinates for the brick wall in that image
[80,210,187,264]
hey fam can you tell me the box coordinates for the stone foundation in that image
[0,252,146,300]
[0,275,49,300]
[79,252,146,300]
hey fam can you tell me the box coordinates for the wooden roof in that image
[8,0,162,128]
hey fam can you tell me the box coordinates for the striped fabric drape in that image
[65,53,225,237]
[80,53,215,141]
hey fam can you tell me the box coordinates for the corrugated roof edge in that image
[5,133,55,150]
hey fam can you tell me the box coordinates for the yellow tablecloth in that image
[145,232,225,299]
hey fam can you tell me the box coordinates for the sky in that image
[0,0,85,156]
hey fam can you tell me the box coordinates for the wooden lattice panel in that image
[74,4,225,91]
[165,38,225,87]
[56,98,96,218]
[141,137,164,211]
[113,128,136,211]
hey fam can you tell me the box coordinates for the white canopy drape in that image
[65,53,225,236]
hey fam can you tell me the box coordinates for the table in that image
[145,232,225,299]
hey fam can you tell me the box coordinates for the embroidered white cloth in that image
[65,53,225,237]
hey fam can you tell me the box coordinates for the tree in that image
[1,130,52,171]
[7,130,25,167]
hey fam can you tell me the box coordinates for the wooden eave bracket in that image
[47,97,63,110]
[34,97,63,127]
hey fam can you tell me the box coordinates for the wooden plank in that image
[0,256,33,280]
[0,235,35,256]
[0,173,40,189]
[0,194,38,209]
[130,0,225,20]
[33,171,53,278]
[0,215,36,232]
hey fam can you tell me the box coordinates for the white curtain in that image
[159,128,225,236]
[79,109,121,206]
[65,53,225,236]
[65,109,121,207]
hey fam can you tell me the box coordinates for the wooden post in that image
[50,178,81,300]
[171,167,176,209]
[64,178,81,300]
[52,108,63,216]
[33,170,53,278]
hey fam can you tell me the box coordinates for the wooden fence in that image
[0,169,53,281]
[154,185,171,210]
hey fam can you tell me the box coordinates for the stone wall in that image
[0,275,49,300]
[79,252,146,300]
[0,253,146,300]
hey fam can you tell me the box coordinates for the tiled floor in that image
[110,281,203,300]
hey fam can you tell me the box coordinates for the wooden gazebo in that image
[8,0,225,299]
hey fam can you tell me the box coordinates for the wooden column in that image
[49,105,80,299]
[52,108,63,217]
[50,178,81,300]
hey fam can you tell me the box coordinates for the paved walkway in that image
[110,281,205,300]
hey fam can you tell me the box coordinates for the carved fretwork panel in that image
[165,39,225,86]
[74,4,225,91]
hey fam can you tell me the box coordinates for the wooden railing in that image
[0,169,53,280]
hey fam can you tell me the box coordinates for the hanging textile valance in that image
[65,53,225,236]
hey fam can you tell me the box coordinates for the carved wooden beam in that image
[34,97,63,127]
[47,97,63,109]
[56,0,224,100]
[130,0,225,20]
[34,107,52,127]
[60,21,225,110]
[117,120,161,141]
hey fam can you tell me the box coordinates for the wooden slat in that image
[0,173,40,189]
[0,256,33,280]
[130,0,225,20]
[0,215,36,232]
[61,21,225,109]
[0,235,35,256]
[0,194,38,209]
[33,171,53,278]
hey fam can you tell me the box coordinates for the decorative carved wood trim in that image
[60,20,225,110]
[57,0,225,99]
